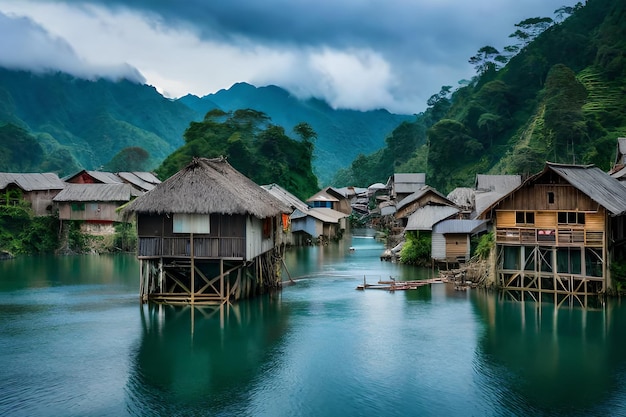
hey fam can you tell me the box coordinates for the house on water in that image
[480,162,626,302]
[124,157,291,305]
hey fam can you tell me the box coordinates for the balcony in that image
[137,236,245,259]
[496,227,604,247]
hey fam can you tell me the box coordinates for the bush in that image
[114,222,137,252]
[400,231,431,266]
[474,232,494,260]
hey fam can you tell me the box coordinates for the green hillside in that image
[179,82,412,184]
[334,0,626,193]
[0,69,197,176]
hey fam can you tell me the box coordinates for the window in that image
[557,212,585,225]
[547,192,555,204]
[537,229,556,242]
[71,203,85,211]
[515,211,535,224]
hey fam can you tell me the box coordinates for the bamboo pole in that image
[190,233,195,304]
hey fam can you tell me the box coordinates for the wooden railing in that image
[496,227,604,247]
[138,236,245,259]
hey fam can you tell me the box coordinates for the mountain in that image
[178,82,412,184]
[334,0,626,193]
[0,68,197,175]
[0,69,411,184]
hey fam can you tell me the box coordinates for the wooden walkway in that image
[356,277,448,291]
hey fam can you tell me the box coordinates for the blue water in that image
[1,232,625,416]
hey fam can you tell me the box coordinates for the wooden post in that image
[190,232,195,304]
[220,258,224,302]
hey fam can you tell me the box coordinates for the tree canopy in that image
[156,109,319,200]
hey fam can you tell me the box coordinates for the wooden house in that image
[263,183,348,245]
[404,205,460,233]
[124,157,291,305]
[395,186,455,226]
[306,187,352,215]
[474,174,521,219]
[65,169,161,195]
[386,173,426,203]
[480,162,626,301]
[53,183,133,234]
[0,173,65,216]
[432,219,487,264]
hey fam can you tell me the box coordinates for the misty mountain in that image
[0,69,411,184]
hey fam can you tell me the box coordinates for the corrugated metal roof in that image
[393,173,426,184]
[306,188,340,203]
[396,186,451,211]
[262,183,308,212]
[433,219,488,234]
[474,190,505,219]
[117,172,160,192]
[0,173,65,191]
[53,183,132,202]
[130,172,161,184]
[405,205,459,231]
[547,163,626,216]
[475,174,521,193]
[290,207,347,223]
[86,171,124,184]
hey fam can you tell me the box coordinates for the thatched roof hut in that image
[124,157,290,218]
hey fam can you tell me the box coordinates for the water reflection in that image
[126,294,290,416]
[471,292,626,415]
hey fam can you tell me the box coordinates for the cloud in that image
[0,10,143,82]
[0,0,579,113]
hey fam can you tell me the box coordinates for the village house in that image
[395,185,456,227]
[53,183,134,234]
[306,186,353,215]
[262,183,348,246]
[64,169,160,196]
[431,219,488,265]
[0,172,65,216]
[124,157,291,305]
[480,162,626,301]
[386,173,426,204]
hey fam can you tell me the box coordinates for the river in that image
[1,231,626,416]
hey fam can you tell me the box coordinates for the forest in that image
[333,0,626,193]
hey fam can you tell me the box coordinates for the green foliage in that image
[19,215,60,254]
[156,109,319,200]
[114,222,137,252]
[0,206,59,254]
[399,232,432,266]
[0,123,44,171]
[335,0,626,192]
[67,221,89,253]
[610,260,626,293]
[104,146,150,172]
[473,232,494,260]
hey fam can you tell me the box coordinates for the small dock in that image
[356,277,447,291]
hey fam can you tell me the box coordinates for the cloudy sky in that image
[0,0,578,114]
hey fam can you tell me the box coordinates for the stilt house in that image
[124,157,291,305]
[480,162,626,300]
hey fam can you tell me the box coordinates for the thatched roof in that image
[124,157,290,217]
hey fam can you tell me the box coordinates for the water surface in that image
[1,233,625,416]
